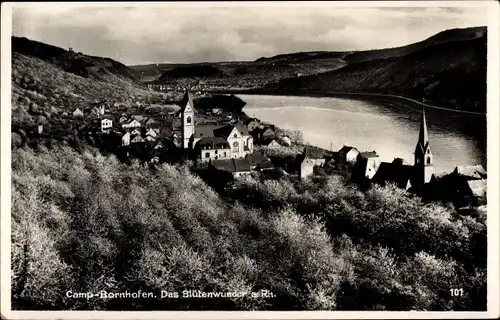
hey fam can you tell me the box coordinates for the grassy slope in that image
[11,146,486,311]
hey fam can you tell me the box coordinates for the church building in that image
[371,106,433,190]
[175,90,254,162]
[412,106,433,188]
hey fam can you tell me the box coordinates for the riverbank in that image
[211,89,487,116]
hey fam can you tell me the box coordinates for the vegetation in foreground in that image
[11,145,486,311]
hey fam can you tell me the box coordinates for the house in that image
[73,108,83,117]
[338,146,360,164]
[37,124,43,135]
[210,158,252,178]
[260,127,276,141]
[132,115,146,123]
[372,159,415,190]
[452,165,487,180]
[122,119,142,129]
[122,132,130,146]
[244,117,261,133]
[265,140,281,149]
[245,152,274,171]
[154,141,164,150]
[130,134,144,144]
[295,148,326,179]
[119,115,129,124]
[146,128,158,138]
[355,151,381,180]
[464,179,487,206]
[150,149,162,164]
[92,104,105,116]
[145,118,160,129]
[130,128,142,136]
[194,137,231,162]
[101,118,112,132]
[145,135,156,143]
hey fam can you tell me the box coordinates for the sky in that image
[11,3,486,66]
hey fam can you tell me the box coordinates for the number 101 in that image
[450,288,464,297]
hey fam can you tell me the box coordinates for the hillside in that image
[260,32,487,112]
[11,145,486,310]
[131,27,487,112]
[9,34,487,312]
[12,37,141,85]
[11,51,169,130]
[156,64,225,81]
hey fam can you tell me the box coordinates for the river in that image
[241,94,487,174]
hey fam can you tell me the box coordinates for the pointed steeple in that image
[418,106,428,148]
[413,105,433,187]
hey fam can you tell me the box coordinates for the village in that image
[30,89,487,212]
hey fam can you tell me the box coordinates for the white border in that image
[1,1,499,319]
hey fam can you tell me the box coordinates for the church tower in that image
[180,90,195,149]
[414,106,433,187]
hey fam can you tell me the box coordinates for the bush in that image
[11,145,486,311]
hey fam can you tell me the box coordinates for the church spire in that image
[413,105,433,187]
[418,106,428,148]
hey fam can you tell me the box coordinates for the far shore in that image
[208,89,487,116]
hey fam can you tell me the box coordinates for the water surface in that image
[241,94,486,174]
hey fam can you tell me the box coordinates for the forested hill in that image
[12,36,141,85]
[259,28,487,113]
[132,26,487,113]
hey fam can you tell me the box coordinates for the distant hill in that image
[12,37,141,85]
[255,51,348,64]
[130,27,487,112]
[11,41,168,130]
[343,26,486,63]
[260,27,487,113]
[155,64,225,81]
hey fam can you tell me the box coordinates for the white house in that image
[101,118,112,132]
[131,134,144,144]
[339,146,360,164]
[145,135,156,142]
[122,119,142,129]
[73,108,83,117]
[122,132,130,146]
[146,128,158,138]
[130,128,141,136]
[154,142,164,150]
[266,140,281,149]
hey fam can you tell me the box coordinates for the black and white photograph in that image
[1,1,499,318]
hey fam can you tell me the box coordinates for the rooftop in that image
[211,158,251,173]
[194,124,224,138]
[246,152,273,168]
[372,162,414,189]
[195,137,230,149]
[339,146,357,153]
[466,179,487,198]
[454,165,487,179]
[359,151,378,158]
